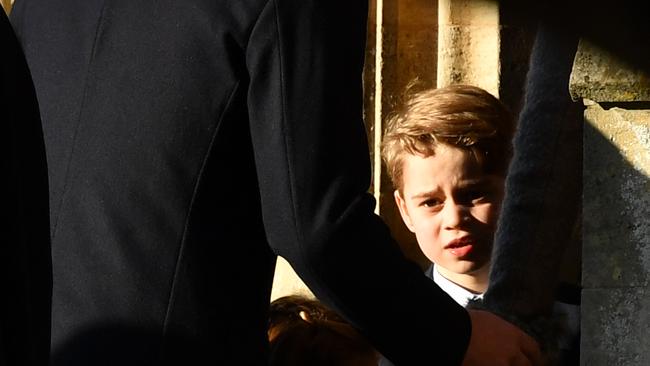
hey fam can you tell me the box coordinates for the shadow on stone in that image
[582,116,650,365]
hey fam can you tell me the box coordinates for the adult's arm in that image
[1,8,52,366]
[476,14,582,359]
[245,0,468,364]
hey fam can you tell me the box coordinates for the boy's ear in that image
[394,190,415,233]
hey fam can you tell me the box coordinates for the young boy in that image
[380,84,579,365]
[382,84,514,307]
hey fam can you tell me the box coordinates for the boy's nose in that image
[442,202,469,230]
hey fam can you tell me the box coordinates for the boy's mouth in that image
[444,237,475,257]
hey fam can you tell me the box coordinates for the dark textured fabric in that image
[470,1,648,363]
[1,8,52,366]
[467,12,583,364]
[11,1,470,365]
[482,20,581,320]
[377,265,442,366]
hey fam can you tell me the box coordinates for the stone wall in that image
[571,40,650,366]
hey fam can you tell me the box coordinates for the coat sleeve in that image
[2,8,52,366]
[473,17,582,361]
[245,0,470,364]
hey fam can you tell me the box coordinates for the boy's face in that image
[394,145,504,277]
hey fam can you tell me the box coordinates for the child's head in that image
[268,296,378,366]
[382,84,514,289]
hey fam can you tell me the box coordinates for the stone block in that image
[581,287,650,365]
[583,104,650,288]
[570,40,650,102]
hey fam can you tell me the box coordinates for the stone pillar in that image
[371,0,439,269]
[437,0,500,96]
[570,40,650,365]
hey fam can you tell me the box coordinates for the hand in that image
[462,310,543,366]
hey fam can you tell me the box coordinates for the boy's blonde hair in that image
[382,84,515,190]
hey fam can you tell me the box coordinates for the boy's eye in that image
[469,190,486,200]
[463,190,489,204]
[450,190,484,206]
[421,199,443,209]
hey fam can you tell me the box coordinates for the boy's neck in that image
[436,265,489,294]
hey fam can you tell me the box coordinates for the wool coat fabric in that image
[467,7,583,363]
[11,1,469,364]
[1,8,52,366]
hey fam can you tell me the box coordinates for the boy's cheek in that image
[411,217,437,238]
[414,229,444,253]
[487,206,502,226]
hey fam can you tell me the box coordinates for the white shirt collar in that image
[432,264,484,307]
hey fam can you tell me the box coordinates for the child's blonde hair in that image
[382,84,515,190]
[268,296,378,366]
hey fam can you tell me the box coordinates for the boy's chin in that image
[443,260,490,276]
